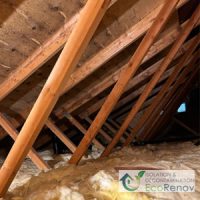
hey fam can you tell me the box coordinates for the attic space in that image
[0,0,199,199]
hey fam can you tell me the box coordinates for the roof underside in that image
[0,0,199,143]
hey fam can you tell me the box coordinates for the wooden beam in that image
[173,117,199,136]
[64,113,105,150]
[103,122,117,135]
[141,56,199,141]
[124,35,200,146]
[45,119,77,153]
[102,121,126,143]
[111,84,166,120]
[101,6,200,157]
[0,1,110,196]
[84,117,112,142]
[0,113,50,170]
[116,98,154,130]
[0,0,118,102]
[15,108,77,154]
[69,0,180,164]
[108,119,131,135]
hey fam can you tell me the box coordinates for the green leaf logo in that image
[138,171,145,178]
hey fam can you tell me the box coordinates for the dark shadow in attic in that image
[133,86,200,146]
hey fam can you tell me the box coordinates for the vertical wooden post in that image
[69,0,180,164]
[0,0,111,196]
[0,113,50,170]
[124,36,200,146]
[101,6,200,157]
